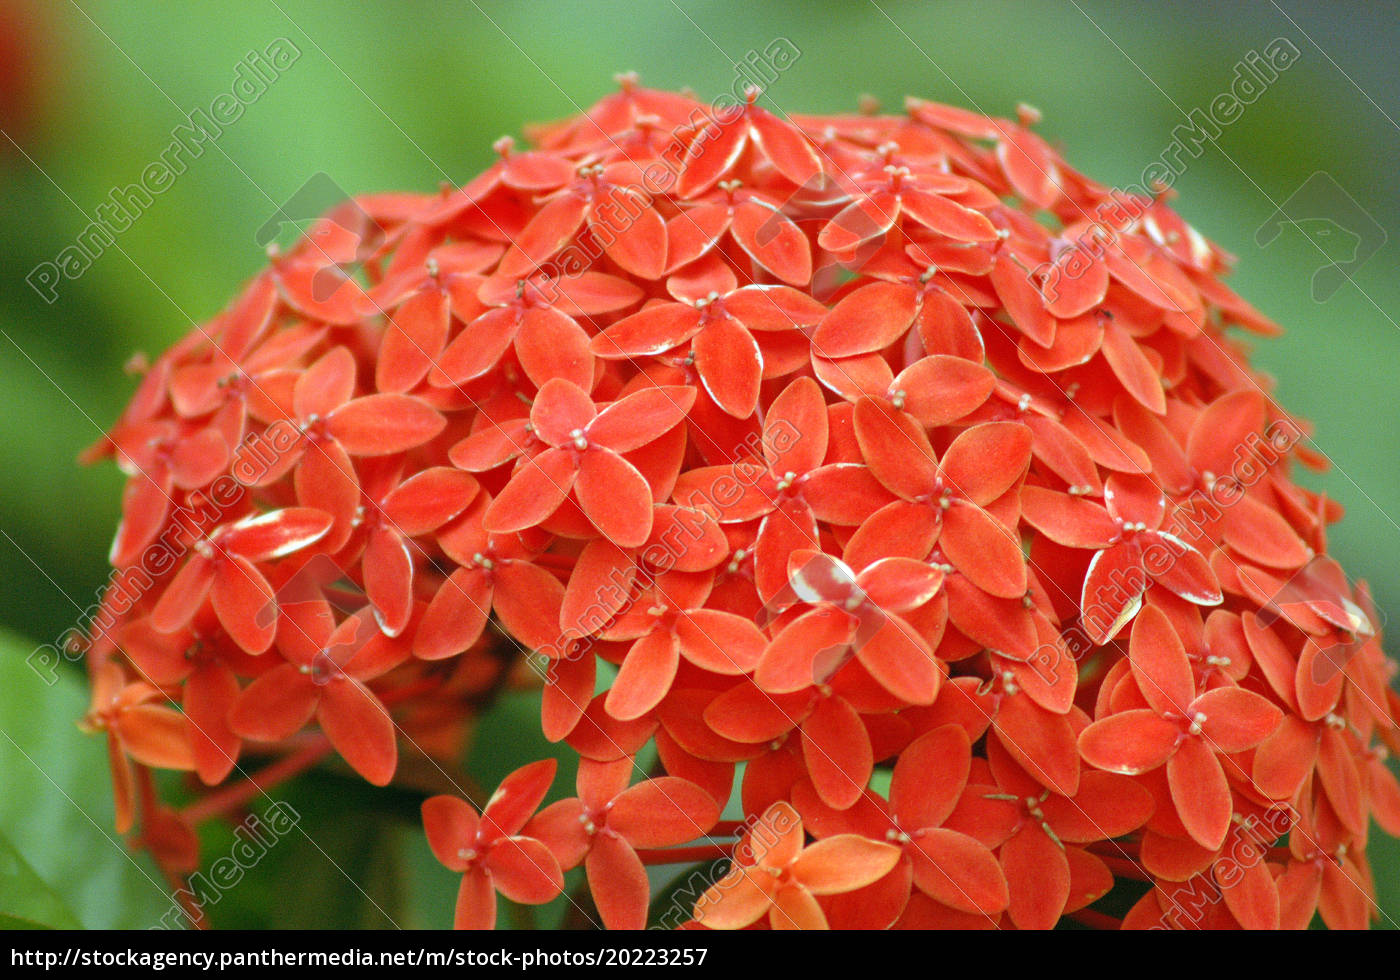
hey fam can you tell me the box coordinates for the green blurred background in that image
[1,0,1397,929]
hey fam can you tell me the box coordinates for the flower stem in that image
[180,738,332,825]
[1100,854,1151,882]
[136,766,208,930]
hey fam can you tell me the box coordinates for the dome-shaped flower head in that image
[82,77,1397,931]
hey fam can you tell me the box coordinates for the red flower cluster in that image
[83,78,1400,929]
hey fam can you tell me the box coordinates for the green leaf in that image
[0,631,173,928]
[0,829,81,929]
[466,689,580,808]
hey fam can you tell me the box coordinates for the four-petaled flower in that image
[1078,605,1282,849]
[422,761,566,930]
[693,801,901,930]
[229,603,408,785]
[1022,472,1224,643]
[593,283,824,418]
[757,550,945,706]
[484,379,695,547]
[151,507,334,654]
[81,661,195,834]
[851,406,1032,599]
[525,759,721,929]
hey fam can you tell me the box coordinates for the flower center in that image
[884,825,913,845]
